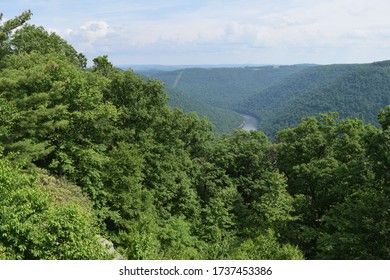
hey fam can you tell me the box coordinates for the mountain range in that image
[137,61,390,136]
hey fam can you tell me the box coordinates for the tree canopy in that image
[0,11,388,260]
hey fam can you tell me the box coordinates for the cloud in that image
[59,20,112,54]
[80,21,110,42]
[33,0,390,64]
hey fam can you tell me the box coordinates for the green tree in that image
[315,106,390,259]
[276,113,378,258]
[366,106,390,185]
[11,24,87,68]
[212,130,294,235]
[92,55,114,76]
[0,158,111,259]
[378,105,390,129]
[192,130,299,259]
[231,229,304,260]
[318,188,390,259]
[0,50,119,211]
[0,10,32,59]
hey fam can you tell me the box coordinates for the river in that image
[240,114,259,131]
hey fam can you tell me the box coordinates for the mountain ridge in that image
[240,62,390,136]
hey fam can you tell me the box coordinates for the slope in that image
[242,62,390,136]
[140,64,315,110]
[167,88,244,134]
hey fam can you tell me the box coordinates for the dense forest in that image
[240,63,390,136]
[0,11,389,260]
[140,64,314,133]
[165,88,243,134]
[144,62,390,138]
[140,64,314,110]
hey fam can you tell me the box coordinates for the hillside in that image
[139,64,315,133]
[0,11,389,261]
[0,14,306,260]
[166,88,243,134]
[147,62,390,137]
[240,62,390,136]
[140,65,315,110]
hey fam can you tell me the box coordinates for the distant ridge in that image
[140,64,314,109]
[137,64,316,133]
[119,64,271,72]
[240,61,390,136]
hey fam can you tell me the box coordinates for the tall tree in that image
[11,24,87,68]
[276,113,380,258]
[0,158,111,259]
[0,10,32,59]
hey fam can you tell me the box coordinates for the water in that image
[240,114,259,131]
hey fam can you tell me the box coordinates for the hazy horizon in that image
[3,0,390,66]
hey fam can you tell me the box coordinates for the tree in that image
[318,189,390,259]
[231,229,304,260]
[276,113,379,258]
[0,158,111,259]
[211,130,294,235]
[11,24,87,68]
[191,130,299,259]
[0,10,32,59]
[92,55,114,76]
[378,105,390,129]
[367,106,390,185]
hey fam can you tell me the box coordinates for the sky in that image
[2,0,390,66]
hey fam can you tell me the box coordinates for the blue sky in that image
[2,0,390,65]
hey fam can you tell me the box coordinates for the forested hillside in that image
[147,62,390,137]
[140,65,314,133]
[165,88,243,134]
[0,12,389,260]
[240,63,390,136]
[140,65,314,110]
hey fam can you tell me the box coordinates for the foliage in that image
[0,11,389,260]
[11,24,87,68]
[141,65,313,110]
[0,158,111,259]
[318,189,390,259]
[241,64,390,136]
[140,65,313,133]
[276,113,389,259]
[0,10,32,59]
[166,88,243,134]
[231,229,304,260]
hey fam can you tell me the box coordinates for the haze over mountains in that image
[138,61,390,136]
[121,64,268,72]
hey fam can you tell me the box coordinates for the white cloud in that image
[33,0,390,64]
[59,20,112,54]
[80,21,110,42]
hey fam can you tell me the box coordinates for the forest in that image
[240,63,390,136]
[165,88,244,134]
[0,11,389,260]
[144,61,390,138]
[140,64,314,133]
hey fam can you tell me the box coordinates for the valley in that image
[1,10,389,261]
[239,114,259,131]
[139,62,390,136]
